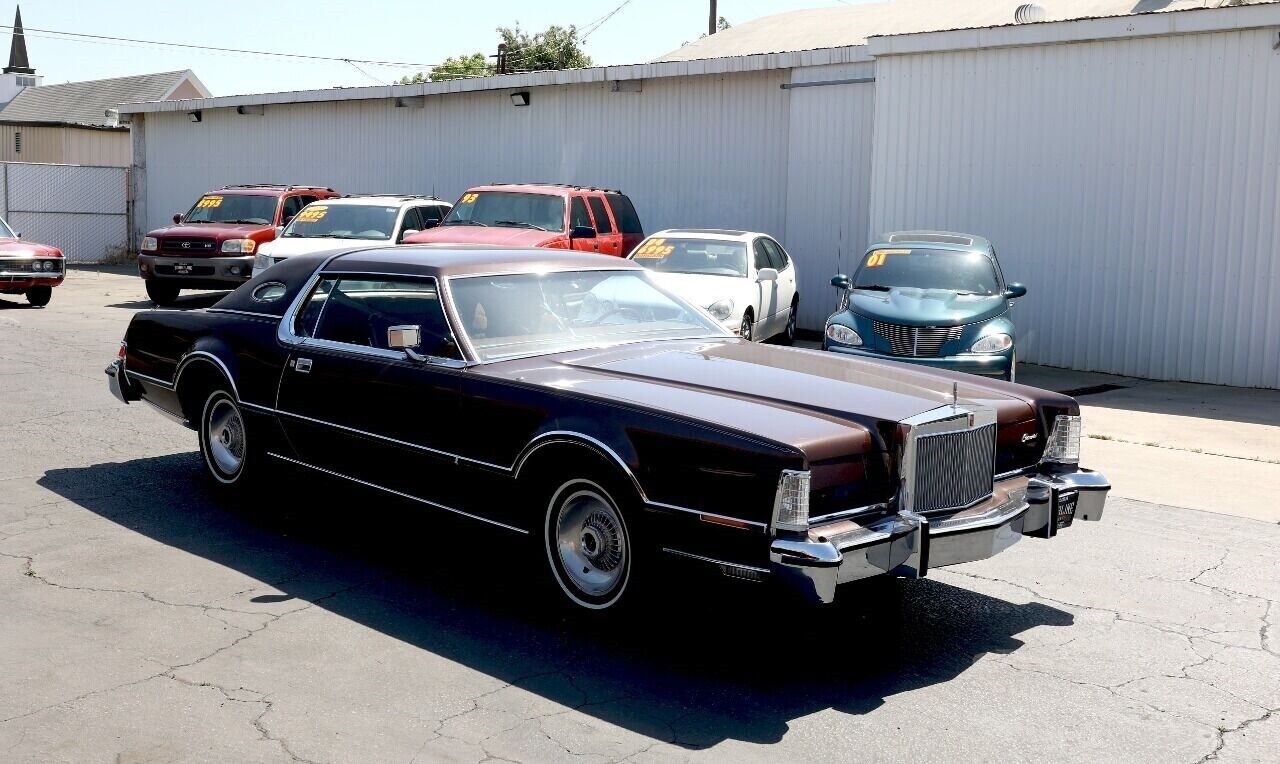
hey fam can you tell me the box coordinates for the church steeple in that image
[4,5,34,75]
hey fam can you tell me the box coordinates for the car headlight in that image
[825,323,862,346]
[140,236,158,252]
[1042,414,1082,464]
[706,297,734,321]
[221,238,256,254]
[971,332,1013,354]
[253,254,273,271]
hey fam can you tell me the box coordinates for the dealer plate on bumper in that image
[174,262,194,275]
[1056,490,1078,529]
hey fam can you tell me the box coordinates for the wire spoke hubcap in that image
[206,399,245,476]
[555,489,626,597]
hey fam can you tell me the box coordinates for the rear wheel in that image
[145,280,180,307]
[544,477,634,611]
[739,310,754,342]
[198,390,257,488]
[25,286,51,307]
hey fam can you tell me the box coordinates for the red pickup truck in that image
[403,184,644,256]
[137,184,339,305]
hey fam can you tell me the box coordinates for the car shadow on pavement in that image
[106,291,229,311]
[39,454,1073,749]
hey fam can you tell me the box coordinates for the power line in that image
[0,23,441,69]
[500,0,633,70]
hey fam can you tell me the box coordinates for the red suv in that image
[403,184,644,255]
[137,184,339,305]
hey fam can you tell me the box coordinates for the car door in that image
[568,196,600,253]
[752,238,778,338]
[586,195,623,256]
[275,273,474,510]
[763,238,797,334]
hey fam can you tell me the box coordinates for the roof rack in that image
[340,193,442,201]
[221,184,337,192]
[485,182,623,195]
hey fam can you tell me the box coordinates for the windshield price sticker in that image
[296,206,327,223]
[459,193,480,205]
[196,195,224,209]
[866,248,910,267]
[633,238,674,259]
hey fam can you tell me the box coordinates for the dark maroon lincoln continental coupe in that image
[106,245,1109,610]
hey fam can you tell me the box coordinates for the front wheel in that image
[544,478,633,611]
[25,286,51,307]
[739,311,754,342]
[145,280,180,307]
[780,299,798,345]
[198,390,257,488]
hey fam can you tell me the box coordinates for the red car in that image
[404,183,644,256]
[137,184,339,305]
[0,215,63,307]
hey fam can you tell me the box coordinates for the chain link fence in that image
[0,162,131,263]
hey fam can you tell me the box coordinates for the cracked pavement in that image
[1,269,1277,762]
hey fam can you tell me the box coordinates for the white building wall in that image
[869,26,1280,388]
[140,69,793,257]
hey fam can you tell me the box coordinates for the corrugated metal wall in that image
[140,69,793,254]
[869,27,1280,388]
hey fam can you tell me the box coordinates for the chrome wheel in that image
[740,314,753,342]
[203,394,246,482]
[547,481,630,608]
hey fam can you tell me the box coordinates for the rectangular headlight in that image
[221,238,256,254]
[140,236,158,252]
[1043,414,1082,464]
[772,469,811,532]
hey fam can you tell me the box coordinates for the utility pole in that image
[708,0,718,36]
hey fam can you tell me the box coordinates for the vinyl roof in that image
[656,0,1277,61]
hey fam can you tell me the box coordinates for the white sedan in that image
[627,229,799,343]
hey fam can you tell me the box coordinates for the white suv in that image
[252,194,451,276]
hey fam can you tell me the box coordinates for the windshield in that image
[630,237,747,277]
[853,248,1001,295]
[182,194,277,225]
[448,270,726,362]
[441,191,565,232]
[282,204,398,240]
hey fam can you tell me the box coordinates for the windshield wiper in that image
[220,219,268,225]
[493,220,548,231]
[441,219,488,227]
[853,284,892,291]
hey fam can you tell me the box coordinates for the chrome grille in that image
[159,237,216,255]
[872,321,963,357]
[912,423,996,512]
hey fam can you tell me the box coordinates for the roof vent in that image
[1014,4,1047,24]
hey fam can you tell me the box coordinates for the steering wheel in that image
[585,305,643,326]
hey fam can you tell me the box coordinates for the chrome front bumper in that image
[769,468,1109,604]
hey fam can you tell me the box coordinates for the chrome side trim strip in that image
[125,370,175,389]
[141,396,186,424]
[206,308,280,320]
[175,351,241,402]
[662,547,770,574]
[266,451,528,535]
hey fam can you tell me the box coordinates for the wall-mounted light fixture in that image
[395,96,425,108]
[510,91,530,107]
[188,111,202,123]
[236,104,264,116]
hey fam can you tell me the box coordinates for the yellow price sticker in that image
[866,248,910,267]
[459,193,479,204]
[295,206,328,223]
[196,195,223,209]
[632,239,674,259]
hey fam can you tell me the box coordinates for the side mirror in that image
[1005,283,1028,299]
[387,324,421,350]
[831,274,851,290]
[757,267,778,282]
[400,229,420,242]
[172,213,183,224]
[569,225,596,240]
[273,226,284,238]
[421,219,439,230]
[281,215,295,228]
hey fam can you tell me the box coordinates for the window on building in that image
[13,131,20,154]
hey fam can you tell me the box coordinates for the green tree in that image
[399,52,495,84]
[496,24,592,73]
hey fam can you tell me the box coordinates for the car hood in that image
[643,271,752,311]
[0,237,60,257]
[478,339,1048,460]
[260,237,388,257]
[848,288,1007,326]
[403,226,564,247]
[149,223,273,240]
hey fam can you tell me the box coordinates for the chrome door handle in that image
[293,358,312,374]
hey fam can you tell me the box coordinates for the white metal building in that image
[119,1,1280,388]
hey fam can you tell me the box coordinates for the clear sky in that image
[6,1,865,96]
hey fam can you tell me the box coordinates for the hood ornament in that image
[952,381,958,406]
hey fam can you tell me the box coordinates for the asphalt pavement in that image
[1,268,1276,763]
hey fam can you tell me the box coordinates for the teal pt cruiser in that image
[824,231,1026,381]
